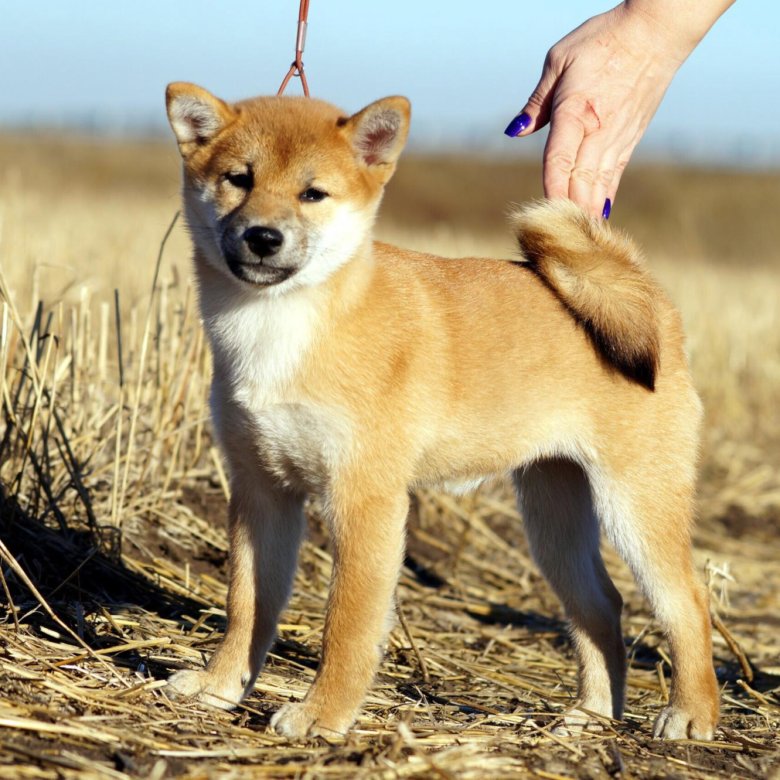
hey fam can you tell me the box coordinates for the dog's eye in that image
[300,187,329,203]
[224,171,253,190]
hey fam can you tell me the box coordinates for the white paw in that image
[165,669,243,711]
[270,701,351,740]
[551,707,607,737]
[653,705,715,740]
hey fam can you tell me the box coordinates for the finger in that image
[599,137,641,219]
[568,133,621,217]
[605,145,636,206]
[504,53,559,137]
[542,111,585,199]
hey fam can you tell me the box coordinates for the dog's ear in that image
[342,96,410,175]
[166,82,235,154]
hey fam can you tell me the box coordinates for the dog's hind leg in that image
[514,458,626,730]
[167,470,305,709]
[589,459,719,740]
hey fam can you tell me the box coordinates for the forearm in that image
[622,0,736,61]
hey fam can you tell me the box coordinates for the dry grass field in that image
[0,133,778,779]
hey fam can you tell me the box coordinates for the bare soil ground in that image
[1,135,778,778]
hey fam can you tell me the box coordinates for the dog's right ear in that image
[165,82,235,155]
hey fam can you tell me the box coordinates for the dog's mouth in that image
[225,256,298,287]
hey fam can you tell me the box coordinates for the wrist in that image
[621,0,734,62]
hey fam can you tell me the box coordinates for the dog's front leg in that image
[167,474,305,709]
[271,486,409,739]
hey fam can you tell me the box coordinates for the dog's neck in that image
[192,238,377,403]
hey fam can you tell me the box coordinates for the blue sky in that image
[1,1,778,165]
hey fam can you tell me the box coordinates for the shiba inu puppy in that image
[163,82,719,741]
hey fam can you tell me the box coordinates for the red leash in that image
[278,0,311,96]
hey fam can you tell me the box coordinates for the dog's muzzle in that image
[223,226,299,286]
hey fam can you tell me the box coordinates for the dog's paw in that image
[653,705,716,740]
[551,707,607,738]
[270,701,352,741]
[165,669,243,711]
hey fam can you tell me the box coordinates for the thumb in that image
[504,61,559,138]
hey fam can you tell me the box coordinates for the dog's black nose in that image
[243,226,284,259]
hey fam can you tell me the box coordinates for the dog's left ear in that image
[342,96,410,177]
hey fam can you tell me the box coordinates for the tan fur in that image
[163,82,719,741]
[511,201,660,389]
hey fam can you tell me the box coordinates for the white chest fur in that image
[201,286,349,491]
[202,288,316,405]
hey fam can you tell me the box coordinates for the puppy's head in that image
[166,83,410,293]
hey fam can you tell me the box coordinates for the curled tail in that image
[511,199,661,391]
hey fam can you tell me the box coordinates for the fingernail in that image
[602,198,612,220]
[504,112,532,137]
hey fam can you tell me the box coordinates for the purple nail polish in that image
[504,112,532,137]
[602,198,612,220]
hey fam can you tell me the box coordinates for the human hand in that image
[504,2,729,218]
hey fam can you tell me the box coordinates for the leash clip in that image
[278,1,311,96]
